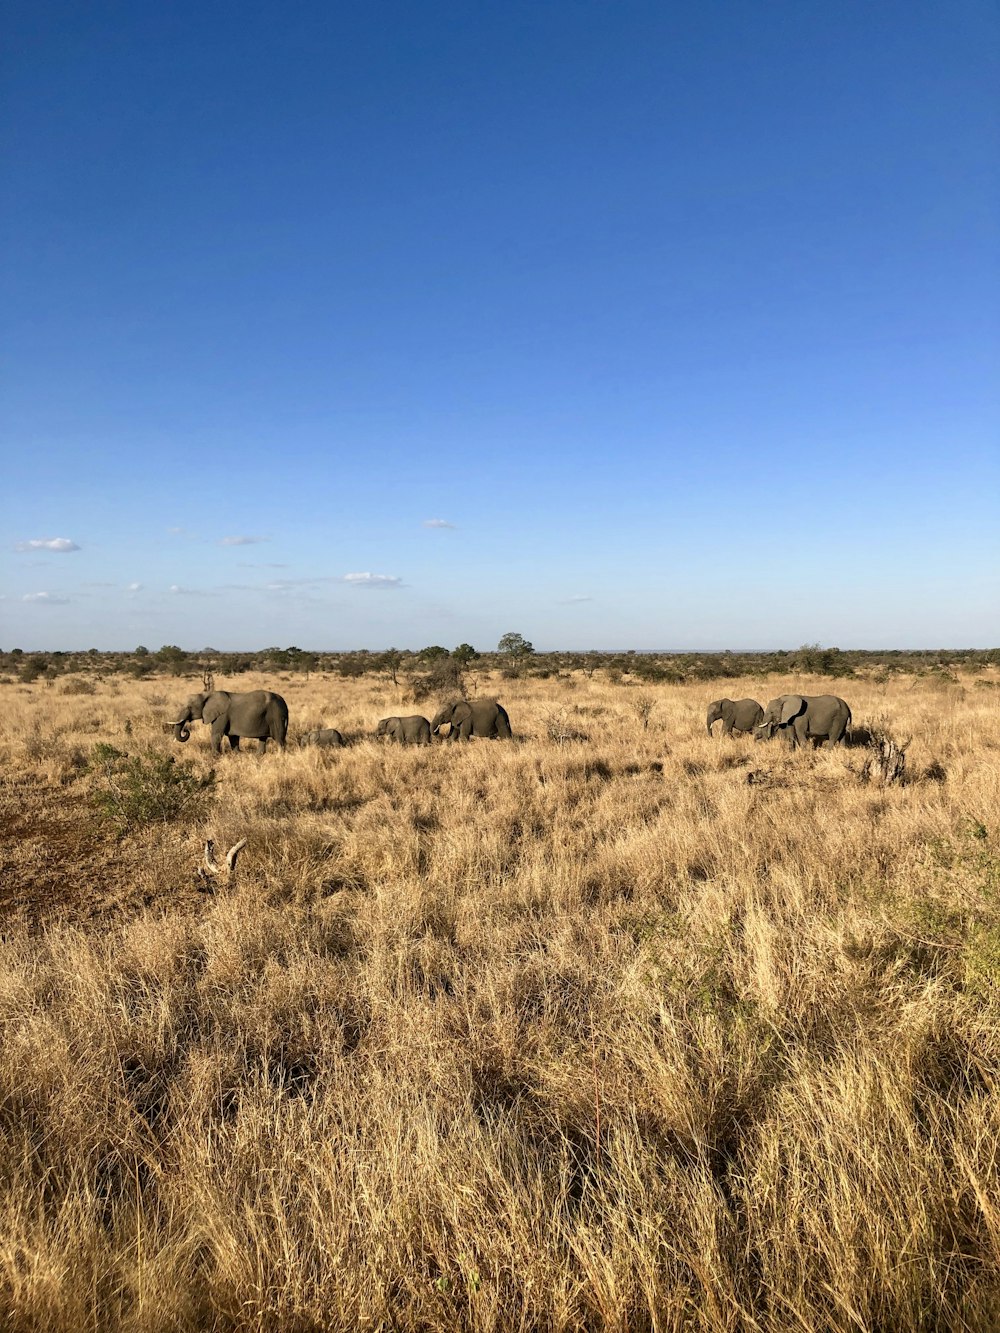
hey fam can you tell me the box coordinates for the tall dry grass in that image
[0,669,998,1330]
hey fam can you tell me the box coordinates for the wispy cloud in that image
[16,537,80,553]
[341,572,402,589]
[215,571,403,596]
[422,518,456,530]
[169,584,214,597]
[561,594,594,604]
[22,591,70,604]
[238,562,287,569]
[219,535,269,547]
[126,582,143,595]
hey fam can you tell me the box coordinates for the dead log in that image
[860,734,911,786]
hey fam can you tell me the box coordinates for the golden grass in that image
[0,669,998,1330]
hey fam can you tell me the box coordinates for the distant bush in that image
[89,746,215,834]
[412,655,465,702]
[544,708,589,743]
[60,677,97,696]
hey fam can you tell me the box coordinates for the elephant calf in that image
[755,694,852,749]
[376,715,432,745]
[706,698,764,737]
[299,728,346,748]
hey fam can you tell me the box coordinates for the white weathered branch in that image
[197,837,247,884]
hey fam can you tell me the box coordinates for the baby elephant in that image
[299,728,346,748]
[706,698,764,737]
[376,715,432,746]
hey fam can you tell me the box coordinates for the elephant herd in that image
[707,694,852,748]
[168,689,513,754]
[168,687,852,756]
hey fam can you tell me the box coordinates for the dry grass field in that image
[0,668,998,1331]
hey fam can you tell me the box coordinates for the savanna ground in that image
[1,667,998,1331]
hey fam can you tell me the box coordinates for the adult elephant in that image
[299,728,345,748]
[706,698,764,737]
[755,695,851,749]
[170,690,288,754]
[376,715,431,745]
[431,698,512,741]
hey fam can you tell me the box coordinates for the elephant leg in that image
[211,721,228,754]
[722,720,733,737]
[229,735,242,752]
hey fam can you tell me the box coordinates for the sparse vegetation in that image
[0,665,997,1329]
[88,745,216,833]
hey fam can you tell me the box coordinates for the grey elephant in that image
[170,689,288,754]
[430,698,512,741]
[755,694,851,749]
[375,715,432,745]
[299,728,346,748]
[706,698,764,737]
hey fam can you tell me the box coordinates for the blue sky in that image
[2,0,997,650]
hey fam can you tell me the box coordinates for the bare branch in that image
[225,839,248,874]
[203,839,221,876]
[197,836,247,886]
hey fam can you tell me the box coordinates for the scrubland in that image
[0,668,998,1331]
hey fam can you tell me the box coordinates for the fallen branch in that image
[197,837,247,886]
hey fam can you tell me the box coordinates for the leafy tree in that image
[497,632,533,662]
[453,643,480,666]
[420,645,449,661]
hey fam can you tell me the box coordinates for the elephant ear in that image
[779,695,805,725]
[201,692,227,725]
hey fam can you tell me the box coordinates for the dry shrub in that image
[0,670,998,1329]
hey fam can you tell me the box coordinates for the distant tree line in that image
[0,638,997,689]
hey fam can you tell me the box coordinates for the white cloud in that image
[422,518,456,529]
[22,591,70,604]
[169,584,212,596]
[126,582,143,594]
[219,535,268,546]
[16,537,80,553]
[341,572,402,589]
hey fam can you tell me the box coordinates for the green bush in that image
[89,747,215,834]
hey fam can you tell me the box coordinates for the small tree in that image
[497,632,534,674]
[453,643,480,667]
[379,649,403,686]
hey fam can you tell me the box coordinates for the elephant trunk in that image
[172,718,191,743]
